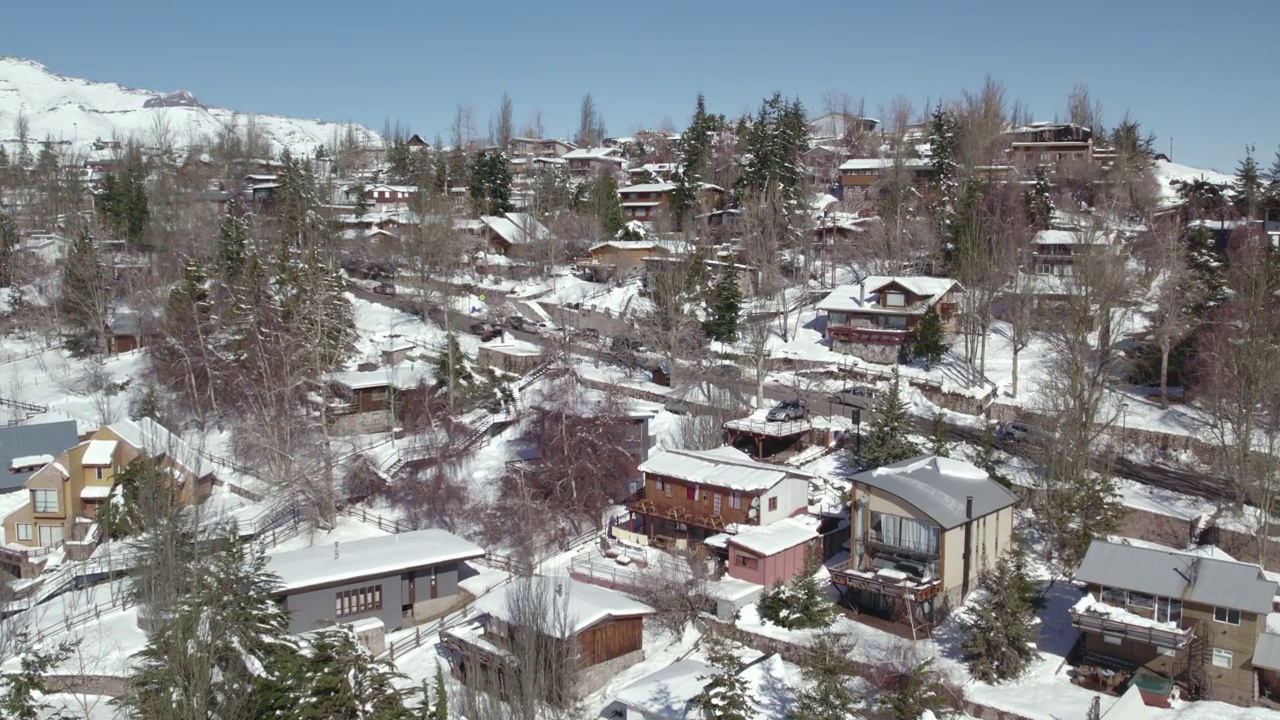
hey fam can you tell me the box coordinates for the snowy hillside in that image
[1153,158,1236,206]
[0,56,383,156]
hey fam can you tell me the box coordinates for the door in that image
[713,494,722,516]
[37,525,63,548]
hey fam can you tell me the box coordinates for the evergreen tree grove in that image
[468,149,514,216]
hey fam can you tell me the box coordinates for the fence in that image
[340,506,406,534]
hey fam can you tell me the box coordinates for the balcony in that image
[827,325,910,345]
[865,532,939,563]
[828,558,942,603]
[627,497,734,533]
[1069,600,1195,650]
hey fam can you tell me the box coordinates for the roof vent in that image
[334,542,339,560]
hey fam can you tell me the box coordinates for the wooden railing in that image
[1069,608,1195,649]
[827,559,942,603]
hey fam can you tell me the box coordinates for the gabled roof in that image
[475,575,653,638]
[852,455,1018,529]
[1074,540,1277,615]
[1254,633,1280,672]
[562,146,623,161]
[268,528,485,593]
[107,417,210,478]
[480,212,552,246]
[619,182,677,194]
[0,421,79,492]
[639,446,812,493]
[81,439,117,467]
[816,276,961,314]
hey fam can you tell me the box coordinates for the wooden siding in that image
[576,616,643,667]
[636,473,757,527]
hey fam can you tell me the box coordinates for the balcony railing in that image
[828,558,942,602]
[827,325,910,345]
[627,497,733,532]
[1068,606,1195,650]
[865,533,939,561]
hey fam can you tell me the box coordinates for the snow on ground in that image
[6,580,149,679]
[1152,159,1236,206]
[265,514,390,554]
[0,339,150,434]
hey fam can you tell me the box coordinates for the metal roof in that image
[1075,540,1277,615]
[638,446,811,493]
[1255,634,1280,672]
[852,455,1018,529]
[0,421,79,492]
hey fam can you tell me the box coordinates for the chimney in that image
[334,542,339,560]
[858,281,866,305]
[961,496,974,598]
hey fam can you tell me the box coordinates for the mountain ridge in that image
[0,56,382,156]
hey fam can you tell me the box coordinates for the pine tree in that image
[929,102,959,238]
[0,641,77,720]
[1269,144,1280,185]
[0,144,9,168]
[0,208,17,287]
[57,226,108,353]
[468,150,513,216]
[973,424,1011,488]
[961,541,1039,683]
[693,634,753,720]
[703,264,742,343]
[432,662,448,720]
[875,658,951,720]
[789,634,862,720]
[736,92,807,208]
[910,304,948,369]
[928,412,950,458]
[1025,166,1053,231]
[1235,145,1263,220]
[759,555,834,630]
[353,182,371,218]
[34,138,58,177]
[275,148,323,248]
[858,369,918,468]
[216,201,250,282]
[98,149,150,244]
[581,169,626,236]
[669,93,717,228]
[286,625,414,719]
[120,530,299,720]
[1185,226,1227,316]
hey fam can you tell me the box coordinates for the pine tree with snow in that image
[0,208,17,287]
[468,149,514,216]
[973,423,1011,488]
[693,634,753,720]
[910,304,948,369]
[759,556,834,630]
[703,264,742,343]
[928,412,950,458]
[352,182,371,219]
[431,662,448,720]
[1185,225,1227,316]
[216,201,250,282]
[1025,166,1053,231]
[789,634,863,720]
[928,102,959,239]
[858,368,918,468]
[875,658,952,720]
[1235,145,1264,219]
[0,144,9,168]
[581,169,626,236]
[1269,145,1280,185]
[34,138,58,177]
[0,640,76,720]
[961,541,1039,684]
[669,93,717,228]
[57,226,108,353]
[285,625,414,719]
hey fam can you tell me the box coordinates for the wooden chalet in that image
[818,276,961,363]
[441,576,653,702]
[626,446,812,547]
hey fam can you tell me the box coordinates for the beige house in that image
[829,455,1018,637]
[2,418,214,558]
[1071,540,1280,707]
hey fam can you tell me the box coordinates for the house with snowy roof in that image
[1028,227,1120,276]
[625,446,813,547]
[318,366,426,434]
[507,137,576,158]
[576,239,692,281]
[479,212,552,257]
[1,418,215,574]
[817,276,962,362]
[267,528,484,635]
[602,651,794,720]
[562,146,627,177]
[828,455,1018,637]
[1069,539,1280,707]
[619,182,725,225]
[442,575,654,702]
[705,515,821,588]
[837,157,933,195]
[1003,122,1095,171]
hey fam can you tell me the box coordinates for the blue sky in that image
[1,0,1275,172]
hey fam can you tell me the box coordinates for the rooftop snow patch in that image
[9,454,53,471]
[639,446,813,493]
[267,528,485,593]
[80,440,117,467]
[714,516,820,557]
[474,575,653,638]
[816,276,961,314]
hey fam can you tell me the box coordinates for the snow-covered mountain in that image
[0,57,382,157]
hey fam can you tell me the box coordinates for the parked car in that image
[371,282,397,296]
[470,322,502,341]
[505,315,530,331]
[766,400,807,422]
[996,421,1034,444]
[827,385,877,409]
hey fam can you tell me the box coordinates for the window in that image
[655,477,664,491]
[767,496,778,512]
[336,585,383,618]
[1103,634,1123,646]
[734,553,759,570]
[686,484,699,501]
[729,491,742,510]
[33,489,58,514]
[37,525,62,548]
[884,291,906,308]
[1214,607,1241,625]
[95,467,104,480]
[1156,598,1182,624]
[15,523,32,542]
[370,388,388,402]
[665,483,672,498]
[1100,587,1126,605]
[1126,592,1154,610]
[1212,648,1233,668]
